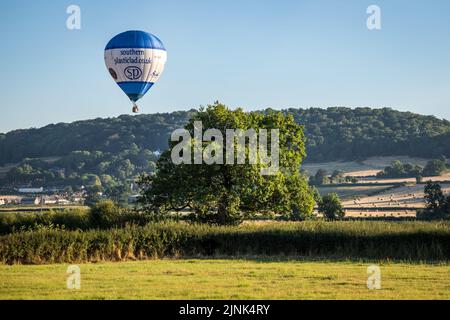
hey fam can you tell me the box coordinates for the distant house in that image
[0,199,5,206]
[0,196,21,205]
[128,195,140,204]
[21,197,40,205]
[57,199,71,205]
[38,196,73,206]
[40,196,58,205]
[18,187,44,194]
[70,195,85,204]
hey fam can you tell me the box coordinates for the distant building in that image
[40,196,58,205]
[21,197,40,205]
[57,199,71,205]
[0,199,5,206]
[71,196,85,204]
[128,195,140,204]
[18,187,44,194]
[0,196,21,205]
[38,196,74,206]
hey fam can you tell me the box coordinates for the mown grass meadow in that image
[0,259,449,300]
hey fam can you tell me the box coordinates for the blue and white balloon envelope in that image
[104,30,167,110]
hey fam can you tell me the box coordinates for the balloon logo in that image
[124,66,143,80]
[104,30,167,113]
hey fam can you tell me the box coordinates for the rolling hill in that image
[1,107,450,165]
[1,106,450,188]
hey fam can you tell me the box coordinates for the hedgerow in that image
[0,221,448,264]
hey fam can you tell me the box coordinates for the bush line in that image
[0,221,448,264]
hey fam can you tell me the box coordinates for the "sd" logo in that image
[124,66,142,80]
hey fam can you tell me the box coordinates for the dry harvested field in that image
[308,157,450,218]
[341,183,450,218]
[328,183,450,218]
[303,156,430,177]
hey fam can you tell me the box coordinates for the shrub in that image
[318,193,345,220]
[423,158,448,177]
[422,182,450,219]
[88,200,122,228]
[0,209,90,235]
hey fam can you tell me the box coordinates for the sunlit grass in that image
[0,259,448,300]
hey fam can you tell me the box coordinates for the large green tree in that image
[137,103,315,224]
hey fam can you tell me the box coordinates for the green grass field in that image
[0,259,449,300]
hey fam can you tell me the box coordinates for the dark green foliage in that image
[377,160,423,179]
[88,200,122,228]
[421,182,450,219]
[108,184,132,206]
[309,169,329,186]
[0,112,196,165]
[318,193,345,220]
[288,108,450,162]
[330,170,345,183]
[0,209,90,234]
[425,182,445,211]
[345,176,359,184]
[2,149,159,190]
[310,186,322,205]
[422,158,448,177]
[377,158,448,179]
[0,221,448,264]
[309,169,355,186]
[0,207,154,235]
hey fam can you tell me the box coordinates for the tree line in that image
[377,158,449,179]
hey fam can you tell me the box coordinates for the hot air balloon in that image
[104,30,167,113]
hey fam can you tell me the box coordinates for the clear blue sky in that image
[1,0,450,133]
